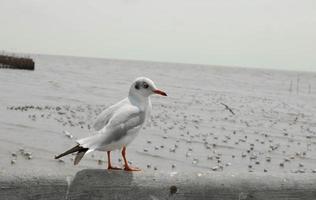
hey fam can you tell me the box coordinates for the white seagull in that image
[55,77,167,171]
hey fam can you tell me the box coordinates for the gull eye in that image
[143,82,149,89]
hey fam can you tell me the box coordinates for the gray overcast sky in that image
[1,0,316,71]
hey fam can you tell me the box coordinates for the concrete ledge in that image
[67,170,316,200]
[1,170,316,200]
[0,176,68,200]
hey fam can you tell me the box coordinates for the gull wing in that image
[79,104,145,150]
[93,98,127,131]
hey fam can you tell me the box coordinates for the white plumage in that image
[55,77,167,171]
[78,98,147,153]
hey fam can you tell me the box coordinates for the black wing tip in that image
[54,144,83,160]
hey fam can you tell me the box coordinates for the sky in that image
[1,0,316,72]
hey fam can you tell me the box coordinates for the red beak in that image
[153,89,167,96]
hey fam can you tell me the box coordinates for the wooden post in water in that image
[0,53,35,70]
[308,83,311,94]
[296,75,300,95]
[289,80,293,94]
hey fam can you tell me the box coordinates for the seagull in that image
[55,77,167,171]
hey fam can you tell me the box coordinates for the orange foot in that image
[108,166,122,170]
[124,165,141,172]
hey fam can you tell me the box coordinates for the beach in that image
[1,54,316,178]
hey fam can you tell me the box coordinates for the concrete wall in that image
[0,176,67,200]
[1,170,316,200]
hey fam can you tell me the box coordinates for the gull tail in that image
[54,144,89,165]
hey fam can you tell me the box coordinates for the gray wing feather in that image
[79,104,145,150]
[93,99,126,131]
[93,107,115,131]
[101,111,143,145]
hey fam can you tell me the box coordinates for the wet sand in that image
[1,54,316,177]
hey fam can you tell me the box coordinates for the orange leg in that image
[107,151,122,170]
[122,146,141,171]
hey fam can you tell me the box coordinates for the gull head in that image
[129,77,167,98]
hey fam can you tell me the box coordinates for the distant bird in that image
[55,77,167,171]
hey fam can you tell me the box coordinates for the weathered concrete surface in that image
[68,170,316,200]
[0,175,68,200]
[1,170,316,200]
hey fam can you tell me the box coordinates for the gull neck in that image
[128,91,149,109]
